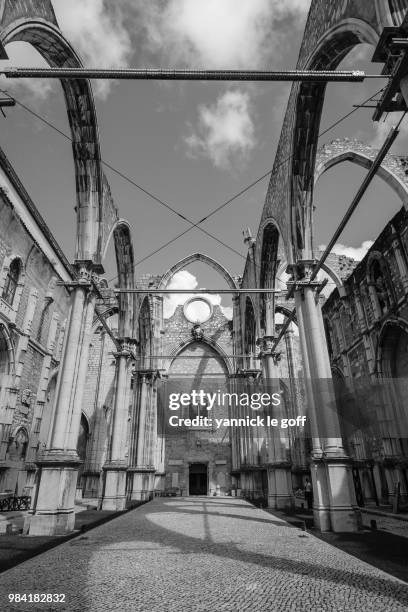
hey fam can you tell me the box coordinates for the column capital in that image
[256,336,282,364]
[235,368,262,380]
[60,260,103,293]
[113,337,135,358]
[135,368,161,383]
[73,259,102,281]
[286,259,316,279]
[286,260,327,299]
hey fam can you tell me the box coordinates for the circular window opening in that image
[183,297,212,323]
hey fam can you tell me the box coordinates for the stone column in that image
[285,323,308,470]
[68,291,97,450]
[290,261,358,532]
[24,262,97,536]
[131,371,156,500]
[136,374,148,467]
[101,339,131,511]
[258,336,293,509]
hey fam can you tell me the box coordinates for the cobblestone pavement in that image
[1,497,408,612]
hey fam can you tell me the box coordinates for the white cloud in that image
[136,0,308,69]
[53,0,132,99]
[4,1,133,101]
[164,270,197,318]
[134,1,308,168]
[184,89,255,169]
[370,114,408,150]
[318,241,374,261]
[164,270,232,319]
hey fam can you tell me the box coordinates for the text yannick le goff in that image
[167,390,307,429]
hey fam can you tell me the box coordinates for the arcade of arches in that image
[1,0,408,537]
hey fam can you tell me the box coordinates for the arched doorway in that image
[189,463,208,496]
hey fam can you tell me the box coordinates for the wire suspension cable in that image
[121,87,385,276]
[2,84,394,361]
[0,89,249,264]
[0,86,385,281]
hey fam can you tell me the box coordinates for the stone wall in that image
[322,205,408,504]
[162,297,234,495]
[0,168,72,496]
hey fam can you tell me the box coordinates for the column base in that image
[24,510,76,536]
[267,465,294,510]
[313,507,332,531]
[100,464,127,511]
[311,458,360,533]
[24,454,80,536]
[325,460,360,532]
[130,469,155,501]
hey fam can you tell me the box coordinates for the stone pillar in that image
[258,336,293,509]
[232,295,241,369]
[136,374,148,467]
[68,291,97,450]
[101,339,131,511]
[24,262,97,536]
[290,261,358,532]
[131,371,157,501]
[285,323,308,470]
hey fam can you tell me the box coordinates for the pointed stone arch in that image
[166,337,233,377]
[108,219,135,337]
[258,220,282,335]
[0,320,14,376]
[375,317,408,375]
[256,0,401,264]
[158,252,238,290]
[315,138,408,207]
[0,1,119,264]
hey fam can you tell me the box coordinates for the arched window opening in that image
[139,298,152,370]
[36,298,53,344]
[0,327,9,381]
[324,319,334,359]
[2,259,21,305]
[7,427,28,461]
[244,298,257,369]
[160,255,236,327]
[260,225,280,335]
[77,414,90,462]
[369,258,393,316]
[381,325,408,379]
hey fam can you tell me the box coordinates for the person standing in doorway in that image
[304,477,313,510]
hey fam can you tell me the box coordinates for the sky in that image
[0,0,406,316]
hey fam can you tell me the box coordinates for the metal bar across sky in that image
[0,67,381,82]
[111,289,285,294]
